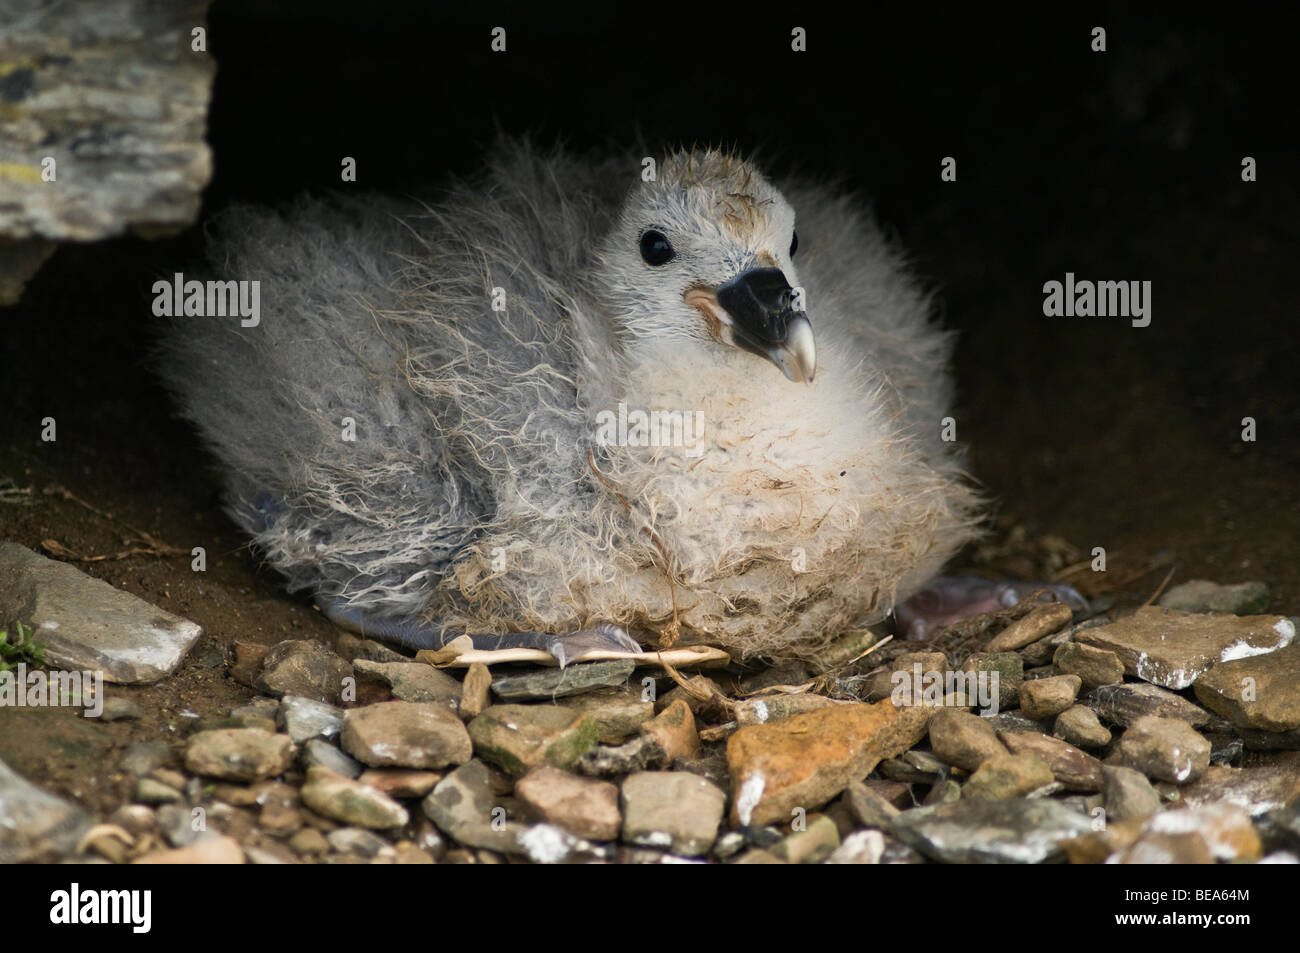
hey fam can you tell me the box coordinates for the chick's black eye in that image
[790,230,799,258]
[640,229,675,266]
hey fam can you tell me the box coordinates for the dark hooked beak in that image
[685,267,816,383]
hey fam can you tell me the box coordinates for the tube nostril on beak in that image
[712,267,815,384]
[717,268,797,342]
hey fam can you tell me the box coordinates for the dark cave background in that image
[5,1,1299,614]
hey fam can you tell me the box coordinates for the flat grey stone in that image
[0,0,213,244]
[300,738,362,779]
[620,771,726,857]
[422,759,528,854]
[891,797,1093,864]
[278,695,344,743]
[1085,682,1211,728]
[300,766,408,830]
[1076,606,1293,690]
[491,660,637,701]
[0,542,202,684]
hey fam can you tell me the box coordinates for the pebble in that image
[353,659,463,706]
[254,639,353,703]
[1194,642,1300,732]
[1053,705,1112,748]
[892,797,1094,863]
[825,829,886,864]
[154,804,200,847]
[467,704,599,777]
[422,759,528,854]
[258,800,303,837]
[1177,758,1300,816]
[924,779,962,805]
[1018,674,1081,719]
[356,768,442,799]
[577,735,662,777]
[844,779,903,829]
[118,740,172,778]
[621,771,727,857]
[514,765,621,841]
[901,749,949,777]
[859,651,947,702]
[928,709,1008,771]
[712,830,748,859]
[1102,765,1163,821]
[1158,579,1270,615]
[1113,830,1214,864]
[300,737,363,779]
[212,781,259,806]
[986,711,1049,734]
[1076,606,1293,690]
[107,804,156,838]
[393,842,436,864]
[327,827,394,859]
[1117,715,1211,784]
[516,822,610,864]
[771,815,840,863]
[229,640,272,688]
[278,695,344,743]
[1058,816,1145,863]
[340,701,473,769]
[734,694,846,725]
[184,728,295,782]
[459,662,492,719]
[0,542,203,684]
[244,843,299,864]
[562,687,655,743]
[1119,803,1262,863]
[288,827,330,856]
[962,752,1055,799]
[490,659,636,701]
[959,652,1023,711]
[133,836,245,864]
[299,765,409,829]
[726,699,932,827]
[1052,642,1125,688]
[232,697,281,721]
[985,602,1074,652]
[639,698,700,762]
[999,731,1104,791]
[1085,682,1211,728]
[732,848,785,864]
[134,777,183,804]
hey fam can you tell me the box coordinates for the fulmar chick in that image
[159,141,989,664]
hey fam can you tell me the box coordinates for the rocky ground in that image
[2,535,1297,865]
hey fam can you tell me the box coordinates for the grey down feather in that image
[158,139,983,662]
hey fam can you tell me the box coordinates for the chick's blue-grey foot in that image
[895,575,1090,641]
